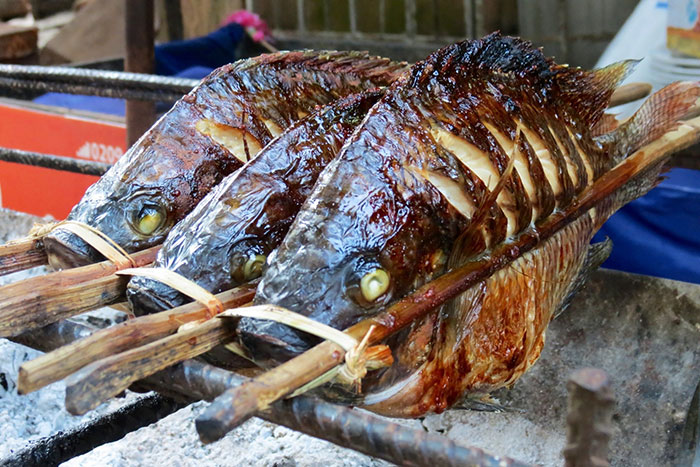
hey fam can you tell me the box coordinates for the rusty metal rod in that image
[0,65,197,101]
[151,360,530,467]
[0,394,185,467]
[0,77,187,102]
[12,319,531,467]
[0,147,111,176]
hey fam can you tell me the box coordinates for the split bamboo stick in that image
[64,316,240,415]
[195,116,700,443]
[0,246,159,338]
[14,317,530,467]
[18,282,257,394]
[0,238,47,276]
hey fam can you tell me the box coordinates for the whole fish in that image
[44,51,406,269]
[126,90,388,314]
[238,34,700,416]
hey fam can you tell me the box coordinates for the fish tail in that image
[600,81,700,162]
[597,115,700,226]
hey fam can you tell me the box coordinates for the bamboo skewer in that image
[608,82,652,108]
[15,317,530,467]
[0,237,47,276]
[64,316,240,415]
[18,282,257,395]
[0,246,158,301]
[195,116,700,443]
[0,246,159,338]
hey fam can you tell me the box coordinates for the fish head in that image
[126,174,285,314]
[44,151,193,269]
[239,135,452,363]
[241,225,400,362]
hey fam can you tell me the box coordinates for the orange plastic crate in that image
[0,100,126,219]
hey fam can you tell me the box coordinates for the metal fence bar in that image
[0,147,112,176]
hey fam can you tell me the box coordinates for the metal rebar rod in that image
[13,319,531,467]
[0,76,185,102]
[0,394,186,467]
[149,360,531,467]
[0,64,198,99]
[0,147,112,176]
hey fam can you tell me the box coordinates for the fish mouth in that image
[237,317,315,364]
[43,228,104,270]
[126,276,188,315]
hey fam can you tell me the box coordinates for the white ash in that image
[63,403,391,467]
[0,208,561,466]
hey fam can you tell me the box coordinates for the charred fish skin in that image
[126,90,388,315]
[43,51,407,270]
[243,33,615,359]
[244,33,699,412]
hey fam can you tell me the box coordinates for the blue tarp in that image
[33,23,245,117]
[593,167,700,284]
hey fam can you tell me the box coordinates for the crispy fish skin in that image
[43,51,406,269]
[242,34,699,415]
[125,90,387,314]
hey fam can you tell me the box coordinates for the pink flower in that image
[222,10,272,42]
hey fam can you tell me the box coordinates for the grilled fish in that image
[238,34,700,416]
[43,51,406,269]
[126,90,387,314]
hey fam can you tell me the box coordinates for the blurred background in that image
[0,0,644,69]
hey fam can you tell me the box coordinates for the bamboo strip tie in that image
[117,268,392,391]
[117,267,224,317]
[29,220,136,269]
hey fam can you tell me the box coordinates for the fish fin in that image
[411,34,634,127]
[555,238,613,318]
[598,81,700,161]
[448,132,518,268]
[453,394,522,413]
[591,113,620,137]
[558,60,639,126]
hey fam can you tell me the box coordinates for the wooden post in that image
[125,0,155,146]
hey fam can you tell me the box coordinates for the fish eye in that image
[360,268,390,302]
[135,205,166,236]
[231,253,266,283]
[243,254,266,280]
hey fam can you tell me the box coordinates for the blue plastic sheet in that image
[154,23,244,76]
[593,168,700,284]
[32,23,245,117]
